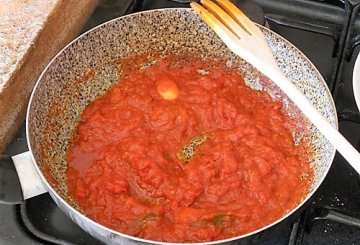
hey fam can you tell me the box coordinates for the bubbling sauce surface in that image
[67,54,313,242]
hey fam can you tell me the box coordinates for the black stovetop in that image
[2,0,360,244]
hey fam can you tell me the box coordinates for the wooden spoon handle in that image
[252,57,360,174]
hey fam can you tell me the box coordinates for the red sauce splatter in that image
[66,54,313,242]
[75,69,96,84]
[43,164,58,187]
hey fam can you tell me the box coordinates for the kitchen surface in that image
[1,0,360,244]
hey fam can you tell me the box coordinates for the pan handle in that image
[0,151,47,204]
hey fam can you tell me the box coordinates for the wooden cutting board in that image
[0,0,99,152]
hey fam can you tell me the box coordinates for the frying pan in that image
[0,8,336,244]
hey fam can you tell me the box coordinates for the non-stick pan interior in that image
[27,9,336,214]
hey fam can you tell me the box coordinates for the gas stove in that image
[1,0,360,244]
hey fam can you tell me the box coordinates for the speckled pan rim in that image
[26,8,337,245]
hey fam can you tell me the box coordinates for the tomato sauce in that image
[66,54,313,242]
